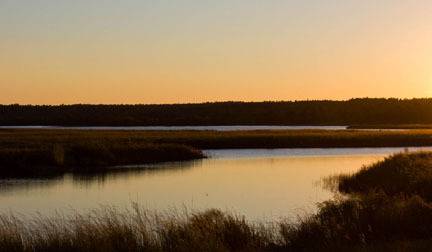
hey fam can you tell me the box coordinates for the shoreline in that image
[3,128,432,177]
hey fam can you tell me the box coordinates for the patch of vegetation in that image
[3,129,432,150]
[281,193,432,251]
[2,129,432,177]
[0,206,273,252]
[2,196,432,252]
[0,142,204,178]
[338,152,432,200]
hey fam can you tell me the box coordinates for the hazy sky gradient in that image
[1,0,432,104]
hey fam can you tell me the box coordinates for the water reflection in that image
[205,146,432,159]
[71,160,203,187]
[0,160,202,193]
[0,179,62,194]
[0,147,431,221]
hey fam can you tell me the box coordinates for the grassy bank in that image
[338,151,432,199]
[0,142,204,178]
[4,129,432,149]
[2,129,432,177]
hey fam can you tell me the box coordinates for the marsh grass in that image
[0,206,278,252]
[338,151,432,200]
[3,129,432,150]
[3,197,432,252]
[4,128,432,177]
[0,142,204,178]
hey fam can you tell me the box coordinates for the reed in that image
[3,129,432,150]
[2,196,432,252]
[338,151,432,201]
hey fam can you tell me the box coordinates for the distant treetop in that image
[1,98,432,126]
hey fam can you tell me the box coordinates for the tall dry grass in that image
[3,129,432,150]
[0,205,279,252]
[338,151,432,200]
[2,196,432,252]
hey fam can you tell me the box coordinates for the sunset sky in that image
[1,0,432,104]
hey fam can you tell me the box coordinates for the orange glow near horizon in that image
[1,1,432,104]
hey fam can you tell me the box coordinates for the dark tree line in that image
[1,98,432,126]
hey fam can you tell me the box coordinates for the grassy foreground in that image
[1,195,432,251]
[3,152,432,251]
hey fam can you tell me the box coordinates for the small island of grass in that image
[0,142,204,178]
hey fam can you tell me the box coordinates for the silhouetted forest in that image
[2,98,432,126]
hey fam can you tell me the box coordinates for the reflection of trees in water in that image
[0,177,63,194]
[0,160,202,193]
[72,160,202,187]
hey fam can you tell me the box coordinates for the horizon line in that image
[2,97,432,106]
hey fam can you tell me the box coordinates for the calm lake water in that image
[0,125,347,131]
[1,147,431,221]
